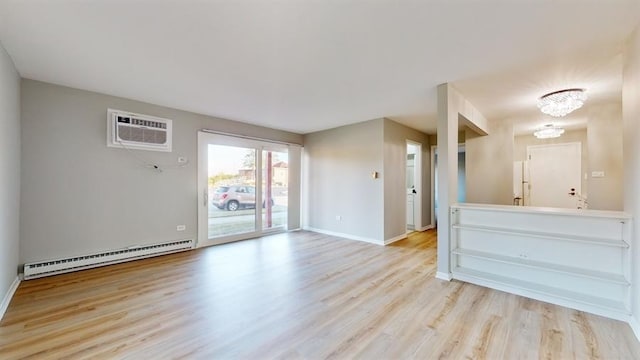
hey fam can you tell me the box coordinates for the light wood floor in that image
[1,230,639,359]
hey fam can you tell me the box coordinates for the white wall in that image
[303,119,385,242]
[0,42,20,307]
[383,118,430,240]
[623,25,640,334]
[20,79,302,264]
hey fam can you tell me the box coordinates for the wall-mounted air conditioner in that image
[107,109,173,152]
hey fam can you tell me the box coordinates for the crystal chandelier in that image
[534,124,565,139]
[537,88,587,117]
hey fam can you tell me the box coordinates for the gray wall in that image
[20,79,302,264]
[0,42,20,301]
[457,151,466,202]
[587,103,623,210]
[383,118,430,240]
[465,118,514,205]
[303,119,385,242]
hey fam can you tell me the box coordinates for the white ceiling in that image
[0,0,638,134]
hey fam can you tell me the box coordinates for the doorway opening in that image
[406,141,422,231]
[431,145,466,227]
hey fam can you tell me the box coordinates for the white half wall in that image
[0,41,20,318]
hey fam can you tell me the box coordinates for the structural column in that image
[436,83,459,280]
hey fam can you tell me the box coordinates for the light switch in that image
[592,171,605,178]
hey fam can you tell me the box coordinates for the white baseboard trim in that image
[418,224,435,231]
[629,316,640,342]
[304,227,384,245]
[384,234,407,245]
[0,276,20,321]
[436,271,452,281]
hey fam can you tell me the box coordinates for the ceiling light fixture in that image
[537,88,587,117]
[534,124,565,139]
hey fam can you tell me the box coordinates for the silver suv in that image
[212,185,274,211]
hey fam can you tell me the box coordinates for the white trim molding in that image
[384,234,407,245]
[419,224,435,232]
[304,227,384,246]
[436,271,452,281]
[630,316,640,342]
[0,276,20,321]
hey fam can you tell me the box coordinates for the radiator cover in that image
[23,239,194,280]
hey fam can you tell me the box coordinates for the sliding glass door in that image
[198,132,288,247]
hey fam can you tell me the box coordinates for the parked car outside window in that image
[212,185,273,211]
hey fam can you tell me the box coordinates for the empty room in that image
[2,1,640,358]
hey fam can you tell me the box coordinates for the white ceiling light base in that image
[537,88,587,117]
[534,124,565,139]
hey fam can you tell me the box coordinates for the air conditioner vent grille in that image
[117,125,167,144]
[107,109,172,152]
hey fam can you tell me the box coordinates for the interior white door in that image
[406,141,422,231]
[527,142,581,209]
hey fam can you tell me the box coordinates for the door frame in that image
[431,144,436,227]
[406,140,422,232]
[197,131,288,248]
[431,144,465,227]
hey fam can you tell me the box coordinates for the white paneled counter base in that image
[450,203,631,321]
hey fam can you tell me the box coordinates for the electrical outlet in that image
[176,225,186,231]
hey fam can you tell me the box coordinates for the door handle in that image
[204,187,208,206]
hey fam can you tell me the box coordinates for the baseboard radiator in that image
[23,239,194,280]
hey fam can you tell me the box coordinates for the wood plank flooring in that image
[1,230,639,359]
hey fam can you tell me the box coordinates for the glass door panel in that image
[207,144,257,239]
[198,132,291,248]
[261,149,288,230]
